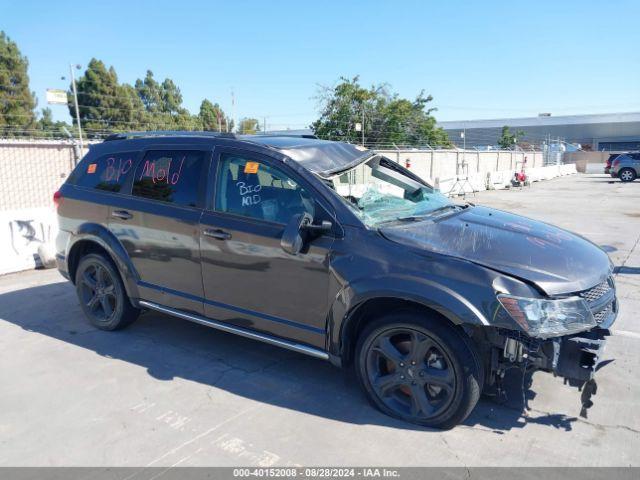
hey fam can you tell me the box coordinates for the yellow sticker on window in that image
[244,162,259,174]
[87,163,97,174]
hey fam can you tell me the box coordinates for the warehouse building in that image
[439,111,640,151]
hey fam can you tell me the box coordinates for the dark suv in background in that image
[604,153,619,175]
[55,132,617,428]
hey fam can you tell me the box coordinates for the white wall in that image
[374,148,575,195]
[0,142,576,275]
[0,207,58,275]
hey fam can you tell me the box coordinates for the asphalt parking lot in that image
[1,173,639,467]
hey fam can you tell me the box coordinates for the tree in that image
[0,31,37,137]
[119,83,147,131]
[69,58,146,137]
[497,125,525,150]
[160,78,184,115]
[0,38,261,139]
[311,76,381,144]
[311,76,450,148]
[35,107,71,138]
[237,117,260,134]
[380,92,450,147]
[135,70,163,114]
[134,70,197,130]
[199,99,230,132]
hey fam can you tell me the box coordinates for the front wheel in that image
[355,312,482,429]
[75,253,140,330]
[619,168,637,182]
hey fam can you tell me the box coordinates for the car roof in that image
[100,131,374,176]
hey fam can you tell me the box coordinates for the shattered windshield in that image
[329,156,455,227]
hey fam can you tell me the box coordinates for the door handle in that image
[203,228,232,240]
[112,210,133,220]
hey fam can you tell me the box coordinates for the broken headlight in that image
[497,294,596,339]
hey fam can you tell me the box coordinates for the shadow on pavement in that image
[0,281,580,433]
[614,266,640,275]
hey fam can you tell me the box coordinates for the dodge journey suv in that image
[55,131,617,428]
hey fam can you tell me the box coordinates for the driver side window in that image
[215,154,315,224]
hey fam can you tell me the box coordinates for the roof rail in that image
[251,134,319,139]
[103,131,237,142]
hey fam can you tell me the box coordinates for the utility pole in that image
[263,116,267,135]
[361,108,365,147]
[69,64,84,156]
[231,88,236,133]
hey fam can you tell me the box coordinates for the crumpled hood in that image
[380,205,611,295]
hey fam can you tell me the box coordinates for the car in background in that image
[610,152,639,182]
[604,153,620,175]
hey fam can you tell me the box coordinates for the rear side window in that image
[132,150,207,207]
[75,152,138,192]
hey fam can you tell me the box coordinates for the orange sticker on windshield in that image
[244,162,259,174]
[87,163,97,174]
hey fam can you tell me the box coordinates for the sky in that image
[2,0,640,129]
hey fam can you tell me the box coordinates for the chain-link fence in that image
[0,139,78,211]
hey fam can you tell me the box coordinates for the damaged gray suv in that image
[55,132,617,429]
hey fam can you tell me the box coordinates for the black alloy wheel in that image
[78,261,117,322]
[356,312,482,429]
[366,328,456,420]
[75,253,139,330]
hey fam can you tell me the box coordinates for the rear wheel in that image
[355,312,482,429]
[75,253,140,330]
[619,168,637,182]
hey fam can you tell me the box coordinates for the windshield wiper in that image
[420,204,468,217]
[377,204,468,226]
[400,204,467,221]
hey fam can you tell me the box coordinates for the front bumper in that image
[541,327,610,417]
[487,277,617,416]
[551,328,609,384]
[487,326,611,418]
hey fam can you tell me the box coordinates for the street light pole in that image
[361,108,365,147]
[69,64,84,156]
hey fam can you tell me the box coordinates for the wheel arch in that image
[67,223,140,301]
[619,167,637,181]
[328,279,489,366]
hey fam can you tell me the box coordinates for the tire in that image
[355,311,482,429]
[619,168,637,182]
[75,253,140,330]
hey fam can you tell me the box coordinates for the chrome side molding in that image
[138,300,330,361]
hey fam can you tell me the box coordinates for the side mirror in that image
[281,213,311,255]
[281,214,333,255]
[302,220,332,234]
